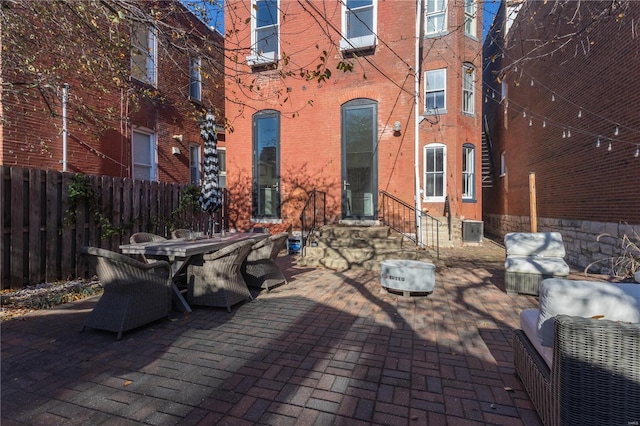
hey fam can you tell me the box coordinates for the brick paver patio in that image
[1,238,548,425]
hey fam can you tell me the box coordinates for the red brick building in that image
[224,0,483,243]
[1,1,224,185]
[482,0,640,269]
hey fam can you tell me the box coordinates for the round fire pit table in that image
[380,259,435,296]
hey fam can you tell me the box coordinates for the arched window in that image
[252,110,281,219]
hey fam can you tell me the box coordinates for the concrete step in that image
[315,235,403,250]
[319,225,390,239]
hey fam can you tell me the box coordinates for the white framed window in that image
[340,0,377,51]
[247,0,279,66]
[500,151,506,177]
[218,147,226,188]
[189,57,201,101]
[423,143,446,202]
[189,144,201,185]
[132,129,157,181]
[462,63,475,115]
[425,68,446,114]
[426,0,447,35]
[464,0,477,37]
[462,144,475,201]
[131,22,156,86]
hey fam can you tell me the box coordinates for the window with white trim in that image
[462,63,475,115]
[464,0,477,37]
[131,22,156,85]
[189,144,201,185]
[218,147,227,188]
[500,151,506,176]
[426,0,447,35]
[462,144,475,201]
[423,143,446,202]
[248,0,279,66]
[132,129,156,181]
[340,0,376,51]
[189,57,201,101]
[425,68,446,114]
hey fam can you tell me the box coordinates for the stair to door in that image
[297,224,435,271]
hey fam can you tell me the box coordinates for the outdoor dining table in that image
[119,232,268,313]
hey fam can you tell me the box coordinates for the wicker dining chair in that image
[130,232,168,264]
[186,239,255,312]
[241,232,289,292]
[171,229,190,239]
[80,246,172,340]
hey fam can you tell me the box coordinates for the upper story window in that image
[247,0,279,67]
[464,0,477,38]
[462,63,475,115]
[340,0,376,51]
[425,68,446,115]
[426,0,447,36]
[500,151,506,176]
[131,22,156,86]
[462,143,475,201]
[424,143,446,202]
[189,57,201,102]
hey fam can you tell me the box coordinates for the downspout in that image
[62,83,69,172]
[414,0,425,248]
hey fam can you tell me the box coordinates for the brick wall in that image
[483,1,640,226]
[1,2,224,184]
[225,0,483,232]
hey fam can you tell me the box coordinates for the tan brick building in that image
[224,0,483,242]
[1,1,224,185]
[482,0,640,269]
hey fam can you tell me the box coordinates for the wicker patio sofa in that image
[80,246,172,340]
[241,232,289,292]
[186,239,255,312]
[504,232,570,295]
[513,278,640,426]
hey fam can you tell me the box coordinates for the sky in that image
[483,0,501,41]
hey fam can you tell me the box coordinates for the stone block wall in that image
[484,214,640,274]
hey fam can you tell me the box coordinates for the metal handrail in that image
[379,190,441,259]
[299,189,326,256]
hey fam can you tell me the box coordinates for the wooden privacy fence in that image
[1,166,211,289]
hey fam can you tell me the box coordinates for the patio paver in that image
[1,238,547,425]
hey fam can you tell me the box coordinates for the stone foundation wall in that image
[484,214,640,273]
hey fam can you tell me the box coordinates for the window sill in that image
[423,109,447,116]
[247,53,278,68]
[464,33,479,42]
[425,30,449,39]
[462,198,477,203]
[130,76,157,88]
[251,218,282,224]
[189,96,203,105]
[340,35,377,52]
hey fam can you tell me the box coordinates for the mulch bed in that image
[0,279,103,321]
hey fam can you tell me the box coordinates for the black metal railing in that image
[299,189,326,255]
[379,190,441,259]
